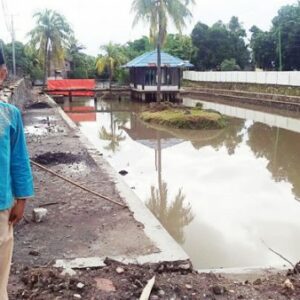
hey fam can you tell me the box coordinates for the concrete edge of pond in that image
[44,95,189,268]
[199,265,290,281]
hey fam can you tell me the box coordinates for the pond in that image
[62,97,300,269]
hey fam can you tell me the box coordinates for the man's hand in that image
[0,65,8,86]
[9,200,26,225]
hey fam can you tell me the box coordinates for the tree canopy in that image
[29,9,72,84]
[250,1,300,70]
[191,17,250,71]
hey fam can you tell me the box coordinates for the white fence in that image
[183,71,300,87]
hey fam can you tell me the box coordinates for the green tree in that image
[250,26,276,70]
[190,22,210,70]
[1,40,43,81]
[250,2,300,70]
[271,2,300,70]
[66,36,97,79]
[164,34,196,61]
[29,9,72,85]
[131,0,195,102]
[96,42,127,85]
[191,18,250,70]
[125,36,152,60]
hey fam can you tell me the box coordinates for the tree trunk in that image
[43,39,49,88]
[156,1,162,103]
[109,67,112,89]
[47,48,51,77]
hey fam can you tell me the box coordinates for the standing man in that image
[0,50,34,299]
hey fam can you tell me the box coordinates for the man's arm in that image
[10,108,34,225]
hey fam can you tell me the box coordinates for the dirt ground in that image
[12,91,158,268]
[7,89,300,299]
[9,259,300,299]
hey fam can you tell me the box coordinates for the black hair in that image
[0,49,5,66]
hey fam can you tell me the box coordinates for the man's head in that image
[0,49,8,86]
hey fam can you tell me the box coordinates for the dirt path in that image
[12,91,158,268]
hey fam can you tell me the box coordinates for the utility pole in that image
[11,14,16,78]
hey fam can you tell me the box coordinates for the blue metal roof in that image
[123,50,194,68]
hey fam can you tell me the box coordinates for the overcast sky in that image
[0,0,296,56]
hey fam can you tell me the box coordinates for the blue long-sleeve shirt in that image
[0,102,34,211]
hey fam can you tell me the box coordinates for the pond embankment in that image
[183,80,300,111]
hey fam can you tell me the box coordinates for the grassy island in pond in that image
[140,105,227,130]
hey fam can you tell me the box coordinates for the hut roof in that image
[123,50,193,68]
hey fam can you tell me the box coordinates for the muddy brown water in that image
[61,97,300,270]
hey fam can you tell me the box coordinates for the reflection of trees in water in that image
[191,118,245,155]
[247,123,300,200]
[114,111,130,127]
[98,104,128,153]
[99,126,126,153]
[146,182,194,244]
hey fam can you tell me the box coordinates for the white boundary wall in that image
[183,71,300,87]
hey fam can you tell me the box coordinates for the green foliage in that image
[1,40,43,81]
[131,0,195,45]
[163,34,196,61]
[125,36,153,60]
[271,1,300,70]
[195,102,203,109]
[221,58,241,71]
[191,17,250,70]
[96,42,127,83]
[250,2,300,70]
[250,26,276,70]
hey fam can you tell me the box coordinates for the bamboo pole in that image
[30,160,127,209]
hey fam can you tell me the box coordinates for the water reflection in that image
[147,182,194,244]
[98,104,126,153]
[70,98,300,269]
[122,121,194,243]
[248,124,300,201]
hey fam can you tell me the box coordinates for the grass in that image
[140,106,226,130]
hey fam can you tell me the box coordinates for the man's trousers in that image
[0,210,13,300]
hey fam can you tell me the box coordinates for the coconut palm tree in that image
[67,36,86,76]
[131,0,195,102]
[96,42,126,87]
[29,9,72,85]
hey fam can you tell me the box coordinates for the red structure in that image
[47,79,96,97]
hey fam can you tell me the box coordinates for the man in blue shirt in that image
[0,50,34,299]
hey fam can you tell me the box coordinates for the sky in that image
[0,0,296,56]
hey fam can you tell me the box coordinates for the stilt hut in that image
[123,50,193,102]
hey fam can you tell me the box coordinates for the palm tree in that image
[29,9,72,85]
[67,36,86,76]
[96,42,126,87]
[131,0,195,102]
